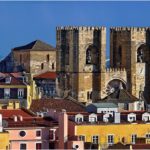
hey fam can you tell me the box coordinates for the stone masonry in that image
[57,26,150,103]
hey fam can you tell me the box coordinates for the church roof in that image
[12,40,56,51]
[101,89,139,103]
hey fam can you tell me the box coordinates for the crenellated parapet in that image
[110,27,150,32]
[105,67,126,73]
[56,26,106,31]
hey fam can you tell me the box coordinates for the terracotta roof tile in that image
[0,109,35,118]
[34,72,56,80]
[0,73,25,85]
[30,99,86,113]
[1,109,58,128]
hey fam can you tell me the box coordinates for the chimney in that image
[114,112,120,123]
[58,110,68,149]
[13,115,17,122]
[18,115,23,121]
[0,114,2,132]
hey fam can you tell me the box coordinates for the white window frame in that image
[108,134,114,145]
[4,88,10,99]
[75,114,84,123]
[92,135,99,144]
[18,89,24,99]
[49,129,56,141]
[131,134,137,144]
[89,114,97,123]
[146,133,150,139]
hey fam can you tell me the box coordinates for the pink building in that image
[47,109,84,149]
[0,108,58,150]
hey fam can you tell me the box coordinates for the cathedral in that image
[56,26,150,104]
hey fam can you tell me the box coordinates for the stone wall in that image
[13,50,56,75]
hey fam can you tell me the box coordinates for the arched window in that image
[86,45,99,65]
[86,48,92,64]
[137,48,143,63]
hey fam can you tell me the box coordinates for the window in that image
[36,130,41,137]
[50,130,55,140]
[41,63,44,70]
[36,143,42,150]
[92,135,99,144]
[79,135,85,141]
[108,135,114,145]
[5,77,11,84]
[4,88,10,99]
[52,63,55,70]
[131,134,137,144]
[49,143,55,149]
[87,91,90,100]
[18,89,24,98]
[76,117,83,123]
[46,54,50,62]
[89,114,97,123]
[146,134,150,139]
[20,143,26,150]
[19,131,26,137]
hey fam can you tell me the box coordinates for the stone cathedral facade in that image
[56,26,150,104]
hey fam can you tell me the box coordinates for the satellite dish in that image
[2,120,8,128]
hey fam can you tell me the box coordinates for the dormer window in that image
[142,113,150,122]
[89,113,97,123]
[127,113,136,122]
[5,77,11,84]
[75,114,84,123]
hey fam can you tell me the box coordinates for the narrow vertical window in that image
[131,134,137,144]
[92,135,99,144]
[47,54,50,62]
[52,63,55,70]
[108,135,114,145]
[41,63,44,70]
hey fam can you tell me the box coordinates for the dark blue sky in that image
[0,1,150,59]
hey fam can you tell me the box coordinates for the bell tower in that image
[56,26,106,102]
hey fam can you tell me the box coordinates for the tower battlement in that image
[56,26,106,31]
[110,27,150,32]
[106,67,126,73]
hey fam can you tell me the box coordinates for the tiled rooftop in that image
[0,108,58,128]
[13,40,56,51]
[34,71,56,80]
[0,73,26,85]
[101,89,139,102]
[30,98,86,113]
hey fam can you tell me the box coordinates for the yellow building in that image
[68,111,150,149]
[0,73,32,109]
[0,131,9,149]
